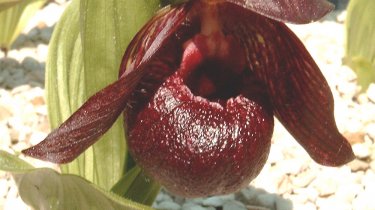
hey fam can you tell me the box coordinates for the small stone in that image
[27,27,40,41]
[182,203,213,210]
[40,27,53,43]
[222,200,247,210]
[246,205,270,210]
[187,197,204,205]
[275,196,293,210]
[22,57,41,71]
[240,187,260,201]
[26,68,45,84]
[347,159,370,172]
[0,57,20,69]
[202,194,234,207]
[314,179,338,197]
[352,143,371,159]
[256,194,276,209]
[292,170,316,188]
[11,68,25,81]
[156,201,181,210]
[0,70,10,84]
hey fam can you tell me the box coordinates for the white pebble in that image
[256,194,276,209]
[275,196,292,210]
[155,201,181,210]
[222,200,247,210]
[182,203,214,210]
[202,194,234,207]
[352,143,371,159]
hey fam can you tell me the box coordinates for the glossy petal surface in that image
[127,72,274,197]
[219,3,354,166]
[226,0,334,23]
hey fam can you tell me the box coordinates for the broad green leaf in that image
[14,169,154,210]
[0,0,22,12]
[46,0,88,178]
[47,0,163,192]
[111,166,161,206]
[0,150,34,172]
[0,0,46,50]
[345,0,375,91]
[0,151,154,210]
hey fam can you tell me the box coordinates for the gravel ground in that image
[1,2,375,210]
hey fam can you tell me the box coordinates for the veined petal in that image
[22,71,142,164]
[22,3,194,164]
[225,0,334,24]
[219,3,354,166]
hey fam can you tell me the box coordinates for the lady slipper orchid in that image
[23,0,355,197]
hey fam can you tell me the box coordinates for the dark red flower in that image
[23,0,354,197]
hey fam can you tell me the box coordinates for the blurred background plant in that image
[344,0,375,92]
[0,0,47,56]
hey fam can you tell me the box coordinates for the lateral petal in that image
[219,3,354,166]
[225,0,334,24]
[22,3,195,164]
[22,71,142,164]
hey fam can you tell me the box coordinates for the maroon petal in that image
[22,71,141,164]
[219,3,354,166]
[22,4,194,164]
[225,0,334,24]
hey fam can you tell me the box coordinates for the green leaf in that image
[345,0,375,91]
[15,169,155,210]
[47,0,162,192]
[111,166,161,206]
[344,56,375,91]
[0,151,154,210]
[46,0,88,179]
[0,0,46,50]
[0,150,34,172]
[73,0,160,189]
[0,152,154,210]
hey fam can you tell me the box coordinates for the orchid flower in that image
[23,0,354,197]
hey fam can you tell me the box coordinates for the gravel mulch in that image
[1,2,375,210]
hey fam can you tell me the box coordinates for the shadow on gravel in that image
[10,25,55,51]
[0,57,45,89]
[165,186,293,210]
